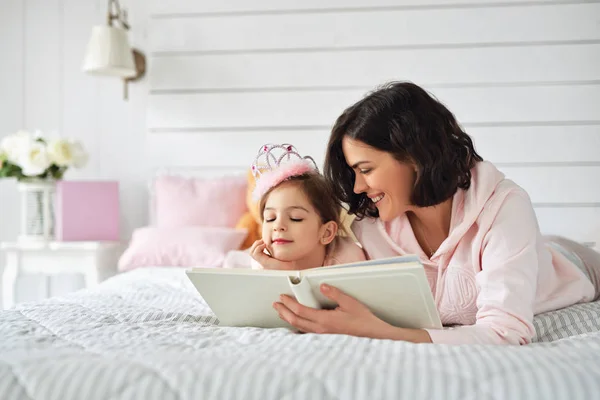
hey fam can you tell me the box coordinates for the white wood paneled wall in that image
[0,0,149,303]
[147,0,600,247]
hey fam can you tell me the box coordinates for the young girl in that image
[236,143,366,270]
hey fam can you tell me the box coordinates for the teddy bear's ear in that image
[232,167,264,250]
[246,167,257,191]
[245,167,261,222]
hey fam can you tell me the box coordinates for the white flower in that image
[47,138,73,167]
[47,138,88,168]
[69,141,88,168]
[18,141,51,176]
[1,130,33,164]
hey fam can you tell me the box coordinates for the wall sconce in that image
[82,0,146,100]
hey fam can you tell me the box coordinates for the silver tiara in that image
[251,143,318,180]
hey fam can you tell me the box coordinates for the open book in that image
[186,255,442,330]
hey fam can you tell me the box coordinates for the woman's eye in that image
[290,218,304,222]
[265,218,275,222]
[359,169,371,174]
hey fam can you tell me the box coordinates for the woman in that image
[272,81,600,345]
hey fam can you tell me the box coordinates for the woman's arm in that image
[276,190,541,345]
[424,190,539,345]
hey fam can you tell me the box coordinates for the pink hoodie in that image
[352,161,595,345]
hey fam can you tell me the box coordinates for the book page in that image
[300,255,422,279]
[313,254,420,271]
[188,267,298,278]
[186,271,297,329]
[305,268,442,329]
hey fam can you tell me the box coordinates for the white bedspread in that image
[1,267,600,400]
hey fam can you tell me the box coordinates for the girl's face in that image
[342,137,416,222]
[261,182,336,263]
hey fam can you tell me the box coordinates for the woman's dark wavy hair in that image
[324,81,483,219]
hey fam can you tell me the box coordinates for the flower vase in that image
[17,179,57,243]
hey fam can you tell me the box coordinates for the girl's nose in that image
[273,221,286,231]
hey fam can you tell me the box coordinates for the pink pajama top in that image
[352,161,595,345]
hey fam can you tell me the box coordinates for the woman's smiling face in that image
[342,137,416,222]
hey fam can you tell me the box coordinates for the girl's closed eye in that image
[264,213,276,223]
[288,210,307,222]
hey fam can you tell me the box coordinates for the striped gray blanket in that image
[1,267,599,400]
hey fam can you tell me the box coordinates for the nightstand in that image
[0,241,122,309]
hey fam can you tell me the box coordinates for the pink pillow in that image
[118,226,248,271]
[153,174,247,228]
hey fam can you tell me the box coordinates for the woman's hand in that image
[249,239,298,270]
[274,284,433,343]
[274,283,393,337]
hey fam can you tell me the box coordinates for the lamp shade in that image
[82,25,136,78]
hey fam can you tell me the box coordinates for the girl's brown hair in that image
[259,172,343,231]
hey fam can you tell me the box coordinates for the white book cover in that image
[186,255,442,330]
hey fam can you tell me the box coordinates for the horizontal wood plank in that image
[149,4,600,53]
[147,131,600,202]
[535,207,600,247]
[149,43,600,91]
[470,125,600,164]
[147,125,600,167]
[148,85,600,129]
[498,166,600,204]
[150,0,581,15]
[147,131,331,168]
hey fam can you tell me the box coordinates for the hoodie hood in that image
[434,161,506,258]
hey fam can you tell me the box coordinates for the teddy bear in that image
[235,168,262,250]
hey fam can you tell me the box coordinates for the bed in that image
[2,266,600,400]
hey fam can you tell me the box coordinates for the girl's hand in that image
[249,239,298,270]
